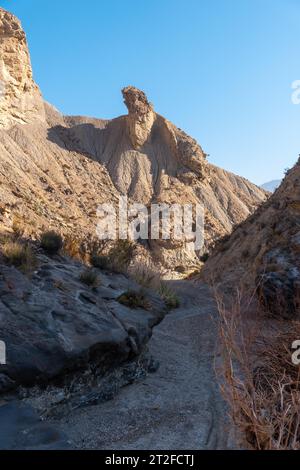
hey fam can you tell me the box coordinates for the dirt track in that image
[55,281,235,450]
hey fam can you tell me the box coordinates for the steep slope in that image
[203,159,300,318]
[0,8,267,271]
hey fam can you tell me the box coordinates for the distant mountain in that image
[0,7,267,270]
[261,179,281,192]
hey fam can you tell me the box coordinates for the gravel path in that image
[53,280,234,450]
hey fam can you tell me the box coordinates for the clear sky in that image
[2,0,300,185]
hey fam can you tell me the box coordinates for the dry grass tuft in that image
[2,240,37,272]
[158,282,180,309]
[63,235,84,261]
[117,289,152,310]
[108,240,136,273]
[79,268,100,287]
[128,261,161,289]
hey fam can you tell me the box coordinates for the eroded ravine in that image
[52,281,234,450]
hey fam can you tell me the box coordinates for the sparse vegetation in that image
[158,282,180,309]
[79,268,99,287]
[117,289,151,310]
[12,214,26,237]
[2,240,37,272]
[216,287,300,450]
[63,235,109,264]
[63,235,82,260]
[90,253,110,270]
[40,231,63,255]
[108,240,135,273]
[129,261,161,289]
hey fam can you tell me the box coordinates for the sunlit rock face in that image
[0,9,268,272]
[0,8,45,129]
[203,158,300,318]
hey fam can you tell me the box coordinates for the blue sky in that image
[2,0,300,185]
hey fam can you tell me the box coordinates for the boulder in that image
[0,401,70,449]
[0,254,165,391]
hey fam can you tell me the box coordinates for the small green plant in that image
[90,253,110,270]
[117,289,151,310]
[2,241,37,272]
[79,268,99,287]
[40,231,63,255]
[158,282,180,309]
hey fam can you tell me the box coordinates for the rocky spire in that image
[122,86,155,149]
[0,8,45,128]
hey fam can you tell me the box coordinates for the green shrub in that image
[79,268,99,287]
[2,241,37,272]
[40,231,63,255]
[117,289,151,310]
[158,282,180,309]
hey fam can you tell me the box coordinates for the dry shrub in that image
[12,214,26,237]
[128,261,161,289]
[79,268,100,287]
[63,235,109,263]
[117,289,152,310]
[216,287,300,450]
[108,240,135,273]
[90,253,110,270]
[158,282,180,309]
[40,231,63,255]
[2,240,37,272]
[63,235,82,260]
[129,261,179,309]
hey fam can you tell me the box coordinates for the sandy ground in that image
[51,281,235,450]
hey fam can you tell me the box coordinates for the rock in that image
[0,402,70,449]
[203,156,300,318]
[0,9,45,129]
[122,86,155,149]
[0,7,267,273]
[0,374,15,393]
[24,350,159,420]
[0,256,165,390]
[257,270,300,319]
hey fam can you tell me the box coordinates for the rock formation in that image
[0,7,267,272]
[0,250,165,393]
[0,9,45,128]
[203,159,300,318]
[0,8,271,447]
[122,86,155,149]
